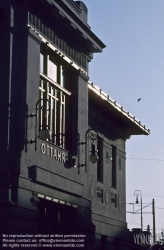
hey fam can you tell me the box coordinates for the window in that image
[97,137,103,182]
[38,201,78,234]
[111,145,116,188]
[40,52,65,88]
[39,50,71,150]
[48,57,57,82]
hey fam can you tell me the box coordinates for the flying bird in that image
[137,98,141,102]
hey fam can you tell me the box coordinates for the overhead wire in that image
[127,157,164,161]
[127,194,164,198]
[127,221,163,231]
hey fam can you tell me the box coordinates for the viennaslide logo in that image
[133,233,152,245]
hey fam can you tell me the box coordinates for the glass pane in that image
[40,53,44,73]
[49,96,52,140]
[49,85,51,94]
[56,90,59,99]
[61,69,65,87]
[62,103,65,148]
[62,94,65,103]
[48,58,57,82]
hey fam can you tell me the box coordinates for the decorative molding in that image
[89,184,95,201]
[32,192,78,208]
[89,106,129,139]
[118,196,122,209]
[97,187,103,203]
[28,165,84,197]
[104,190,109,205]
[28,11,87,70]
[27,27,42,44]
[78,69,89,81]
[92,212,127,229]
[89,177,95,200]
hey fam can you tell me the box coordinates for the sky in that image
[81,0,164,237]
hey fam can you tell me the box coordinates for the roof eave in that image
[88,81,150,136]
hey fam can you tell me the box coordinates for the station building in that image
[0,0,149,249]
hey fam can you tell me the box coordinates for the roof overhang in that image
[35,0,106,53]
[88,81,150,136]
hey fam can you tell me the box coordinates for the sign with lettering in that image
[40,143,66,163]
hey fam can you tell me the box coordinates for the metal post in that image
[141,194,143,231]
[134,190,143,231]
[147,225,150,232]
[152,199,156,243]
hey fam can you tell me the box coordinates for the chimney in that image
[75,1,88,24]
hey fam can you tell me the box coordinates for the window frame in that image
[97,137,104,183]
[39,51,71,150]
[111,145,117,188]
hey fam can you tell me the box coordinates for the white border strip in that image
[35,192,78,208]
[27,24,87,75]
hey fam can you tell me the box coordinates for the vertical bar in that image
[59,91,62,147]
[112,145,116,188]
[60,65,62,86]
[62,95,65,148]
[141,196,143,231]
[46,82,49,130]
[39,80,43,130]
[152,199,156,243]
[86,134,88,175]
[46,54,49,76]
[44,81,48,131]
[51,96,54,143]
[49,85,52,140]
[54,90,57,145]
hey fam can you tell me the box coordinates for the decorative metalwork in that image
[78,128,99,173]
[87,129,98,142]
[134,190,143,231]
[127,196,156,243]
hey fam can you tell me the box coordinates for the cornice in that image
[33,0,106,52]
[27,27,42,44]
[78,69,89,81]
[89,106,130,140]
[88,81,150,136]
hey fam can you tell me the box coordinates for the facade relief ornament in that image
[89,177,95,200]
[104,190,109,205]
